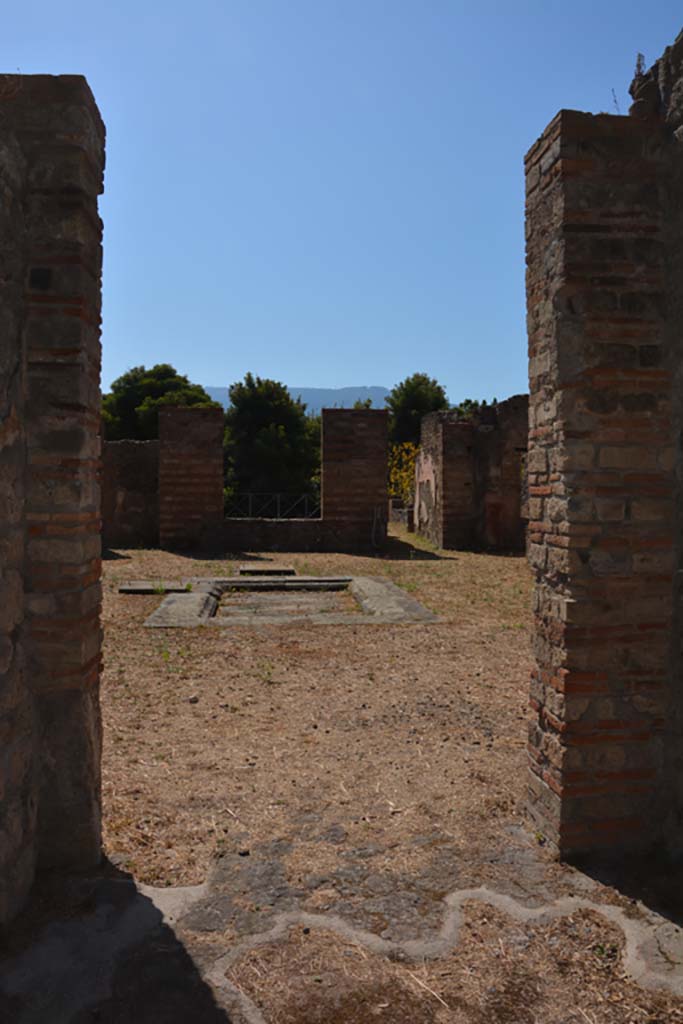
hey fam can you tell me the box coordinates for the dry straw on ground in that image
[100,526,683,1023]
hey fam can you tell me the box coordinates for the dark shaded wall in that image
[158,407,225,551]
[414,396,528,552]
[0,76,105,924]
[222,518,325,553]
[102,441,159,549]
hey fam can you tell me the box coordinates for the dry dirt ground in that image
[82,525,683,1024]
[101,527,534,892]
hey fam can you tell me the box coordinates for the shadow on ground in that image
[0,864,231,1024]
[379,535,454,560]
[102,548,131,561]
[574,851,683,929]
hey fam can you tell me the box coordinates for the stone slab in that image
[143,592,218,628]
[118,581,193,594]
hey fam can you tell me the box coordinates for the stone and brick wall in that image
[414,396,527,552]
[320,408,389,551]
[474,396,528,551]
[223,409,389,553]
[102,440,159,549]
[0,75,105,924]
[102,409,389,554]
[414,415,473,549]
[525,103,683,857]
[629,29,683,129]
[159,407,225,550]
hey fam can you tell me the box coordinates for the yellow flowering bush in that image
[388,441,419,505]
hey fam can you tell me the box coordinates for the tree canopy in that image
[102,364,217,440]
[385,373,449,445]
[224,373,320,495]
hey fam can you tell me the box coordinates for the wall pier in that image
[525,108,683,857]
[0,75,105,921]
[159,407,225,551]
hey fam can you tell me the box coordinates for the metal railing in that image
[225,492,321,519]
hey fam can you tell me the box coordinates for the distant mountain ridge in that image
[204,385,390,415]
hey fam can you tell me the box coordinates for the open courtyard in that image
[42,526,677,1023]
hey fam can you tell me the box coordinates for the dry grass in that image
[101,526,532,886]
[228,906,683,1024]
[100,526,683,1022]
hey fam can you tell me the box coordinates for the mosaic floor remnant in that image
[2,828,682,1023]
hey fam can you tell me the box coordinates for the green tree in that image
[224,373,320,494]
[451,397,495,420]
[352,397,373,410]
[452,397,481,420]
[102,364,217,440]
[385,372,449,445]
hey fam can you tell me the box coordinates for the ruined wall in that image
[0,75,105,923]
[159,407,224,550]
[102,441,158,549]
[103,409,389,555]
[525,106,683,857]
[473,395,528,551]
[414,397,527,552]
[414,415,475,549]
[321,408,389,551]
[414,416,445,547]
[630,29,683,130]
[221,408,389,553]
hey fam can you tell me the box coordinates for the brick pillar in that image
[525,110,679,857]
[14,78,106,868]
[159,407,224,550]
[321,409,388,550]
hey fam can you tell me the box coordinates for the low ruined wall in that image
[0,75,105,924]
[102,441,158,549]
[195,408,389,553]
[414,397,527,552]
[223,518,325,553]
[222,515,389,554]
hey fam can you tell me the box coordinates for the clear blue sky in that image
[2,3,681,404]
